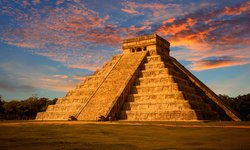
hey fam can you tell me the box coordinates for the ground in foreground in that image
[0,121,250,150]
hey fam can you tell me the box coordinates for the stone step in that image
[126,98,206,108]
[85,75,105,81]
[76,82,99,89]
[36,112,72,120]
[139,68,186,79]
[182,92,203,102]
[128,92,203,103]
[45,109,76,114]
[146,55,162,63]
[135,75,189,86]
[122,101,212,111]
[73,88,96,92]
[123,102,191,111]
[128,93,185,102]
[120,110,198,121]
[46,104,82,112]
[144,62,164,70]
[66,89,95,97]
[168,69,187,79]
[132,84,197,94]
[140,68,170,77]
[172,75,190,86]
[143,61,174,70]
[57,96,90,104]
[178,84,197,94]
[94,55,121,76]
[127,97,204,104]
[119,110,219,121]
[163,61,174,68]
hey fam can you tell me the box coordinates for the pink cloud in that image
[154,2,250,71]
[0,1,131,70]
[0,61,76,92]
[38,77,75,91]
[53,74,68,79]
[32,0,40,5]
[56,0,64,5]
[1,1,122,50]
[1,1,249,72]
[35,49,114,71]
[222,2,250,16]
[121,1,217,20]
[121,8,140,15]
[190,57,250,71]
[72,75,87,81]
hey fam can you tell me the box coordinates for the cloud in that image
[56,0,64,6]
[121,1,179,19]
[34,49,114,71]
[0,79,35,92]
[221,2,250,16]
[32,0,40,5]
[121,1,217,21]
[0,1,129,70]
[1,1,116,49]
[53,74,68,79]
[0,61,77,92]
[72,75,87,81]
[0,1,249,72]
[121,8,140,15]
[38,77,75,91]
[154,1,250,71]
[190,56,250,71]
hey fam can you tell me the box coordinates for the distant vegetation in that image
[0,95,57,120]
[0,93,249,120]
[219,93,250,121]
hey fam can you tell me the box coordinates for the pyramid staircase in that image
[120,55,219,121]
[36,34,241,121]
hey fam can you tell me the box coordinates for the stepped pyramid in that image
[36,34,241,121]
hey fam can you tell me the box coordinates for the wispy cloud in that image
[72,75,87,81]
[0,1,249,72]
[0,79,35,92]
[0,1,126,70]
[154,2,250,71]
[190,56,250,71]
[0,61,76,92]
[53,74,68,79]
[34,49,114,71]
[121,1,217,20]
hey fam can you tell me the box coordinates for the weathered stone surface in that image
[76,52,147,120]
[36,34,241,121]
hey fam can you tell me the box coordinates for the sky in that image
[0,0,249,100]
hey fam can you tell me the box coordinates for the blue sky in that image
[0,0,249,100]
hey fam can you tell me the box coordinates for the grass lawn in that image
[0,121,250,150]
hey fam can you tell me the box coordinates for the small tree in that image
[0,95,5,114]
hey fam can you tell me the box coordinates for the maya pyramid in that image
[36,34,241,121]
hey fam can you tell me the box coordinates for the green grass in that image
[0,121,250,150]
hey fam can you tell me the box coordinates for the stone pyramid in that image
[36,34,241,121]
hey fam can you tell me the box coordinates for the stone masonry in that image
[36,34,241,121]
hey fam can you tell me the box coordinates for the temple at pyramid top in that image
[36,34,241,121]
[122,34,170,57]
